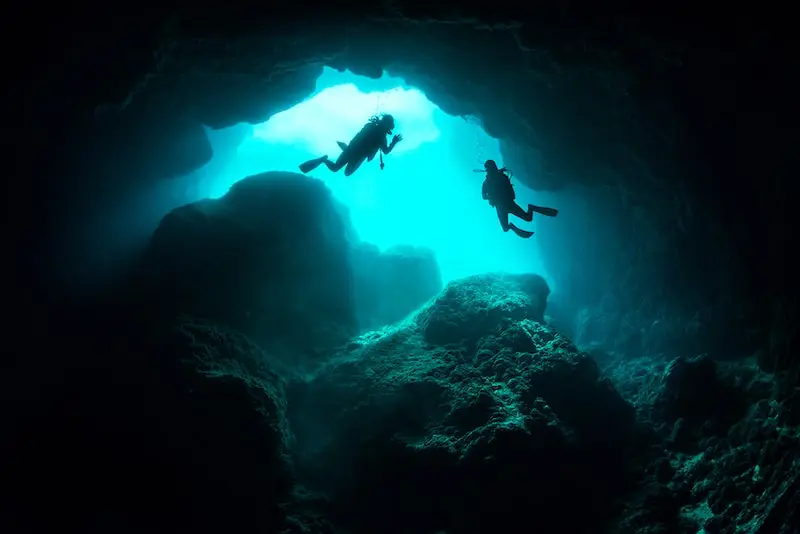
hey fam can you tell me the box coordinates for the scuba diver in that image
[298,114,403,176]
[480,159,559,238]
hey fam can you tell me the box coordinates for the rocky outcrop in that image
[139,171,358,363]
[288,273,638,533]
[8,259,798,533]
[416,273,550,347]
[603,354,800,534]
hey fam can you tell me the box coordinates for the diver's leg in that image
[508,201,534,222]
[504,203,535,238]
[495,206,511,232]
[344,156,366,177]
[323,153,347,172]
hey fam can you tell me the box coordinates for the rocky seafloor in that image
[8,172,799,534]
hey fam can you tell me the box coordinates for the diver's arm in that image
[482,180,490,200]
[381,134,401,154]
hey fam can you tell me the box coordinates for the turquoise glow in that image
[198,68,552,287]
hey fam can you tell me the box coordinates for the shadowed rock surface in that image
[8,317,296,532]
[288,274,638,533]
[140,172,358,360]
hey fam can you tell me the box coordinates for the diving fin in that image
[509,223,534,239]
[298,156,328,174]
[531,205,559,217]
[336,141,348,151]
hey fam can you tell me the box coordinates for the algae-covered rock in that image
[288,274,636,534]
[415,272,550,349]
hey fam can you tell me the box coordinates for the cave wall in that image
[13,7,796,370]
[537,184,751,360]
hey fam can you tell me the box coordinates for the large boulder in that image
[139,171,357,363]
[287,273,638,534]
[416,272,550,349]
[351,242,442,331]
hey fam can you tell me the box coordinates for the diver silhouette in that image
[481,159,559,238]
[298,113,403,176]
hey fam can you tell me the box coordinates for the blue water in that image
[190,68,552,286]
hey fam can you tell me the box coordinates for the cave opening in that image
[171,67,553,287]
[52,58,705,364]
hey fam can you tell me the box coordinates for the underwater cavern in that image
[6,5,799,534]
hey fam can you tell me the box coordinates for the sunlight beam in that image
[253,84,440,156]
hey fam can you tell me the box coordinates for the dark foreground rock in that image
[7,317,296,533]
[6,171,446,533]
[288,273,641,534]
[9,256,798,533]
[604,354,800,534]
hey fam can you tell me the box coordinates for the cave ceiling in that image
[19,6,785,196]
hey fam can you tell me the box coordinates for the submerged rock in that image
[288,273,637,534]
[8,317,296,532]
[416,272,550,348]
[654,355,749,451]
[603,353,800,534]
[140,171,357,362]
